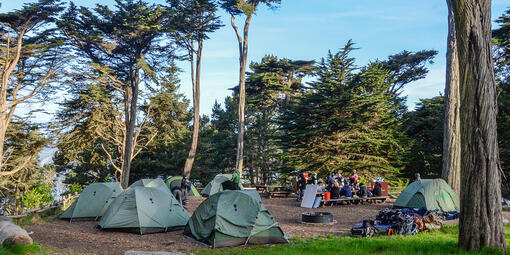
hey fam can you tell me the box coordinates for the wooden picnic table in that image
[320,196,388,207]
[255,185,292,198]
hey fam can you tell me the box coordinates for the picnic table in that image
[320,196,388,207]
[255,185,292,198]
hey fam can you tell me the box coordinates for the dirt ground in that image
[25,196,393,254]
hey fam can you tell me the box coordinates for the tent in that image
[394,179,460,212]
[60,182,123,220]
[165,176,200,196]
[200,174,243,197]
[184,190,288,248]
[98,179,189,234]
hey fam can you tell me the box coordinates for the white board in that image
[300,184,318,208]
[313,197,322,208]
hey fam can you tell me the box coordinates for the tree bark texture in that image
[451,0,507,250]
[120,70,139,189]
[442,0,461,194]
[232,14,252,176]
[183,40,203,178]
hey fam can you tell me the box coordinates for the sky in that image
[3,0,510,118]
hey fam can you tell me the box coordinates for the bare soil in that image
[27,196,510,255]
[25,196,391,254]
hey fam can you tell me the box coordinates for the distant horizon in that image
[3,0,509,121]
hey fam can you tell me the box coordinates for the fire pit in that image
[301,212,334,224]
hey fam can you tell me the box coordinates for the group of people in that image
[296,170,383,202]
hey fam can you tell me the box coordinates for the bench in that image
[255,185,292,198]
[321,196,388,207]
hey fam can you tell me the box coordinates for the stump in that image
[0,216,33,246]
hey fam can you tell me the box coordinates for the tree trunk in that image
[451,0,507,251]
[183,40,203,178]
[120,73,139,189]
[442,0,461,194]
[234,14,252,177]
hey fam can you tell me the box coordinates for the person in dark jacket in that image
[297,173,307,202]
[357,183,371,198]
[372,182,382,197]
[340,181,353,197]
[330,182,341,199]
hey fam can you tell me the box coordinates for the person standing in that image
[414,173,421,182]
[232,170,241,190]
[297,173,307,202]
[181,175,190,198]
[312,172,318,185]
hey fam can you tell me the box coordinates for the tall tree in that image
[450,0,507,250]
[168,0,222,178]
[220,0,281,175]
[0,0,65,176]
[58,0,171,188]
[442,0,461,194]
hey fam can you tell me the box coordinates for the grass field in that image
[199,225,510,255]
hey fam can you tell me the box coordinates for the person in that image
[336,173,344,185]
[181,175,190,198]
[297,173,307,202]
[171,186,183,205]
[330,182,341,199]
[232,170,241,190]
[340,181,353,197]
[372,182,382,197]
[317,179,325,192]
[414,173,421,182]
[312,172,318,185]
[357,183,371,198]
[349,170,359,187]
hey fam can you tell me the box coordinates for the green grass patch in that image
[199,225,510,255]
[0,243,47,255]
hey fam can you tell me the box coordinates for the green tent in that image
[184,190,288,248]
[165,176,200,196]
[60,182,123,220]
[394,179,460,212]
[200,174,243,197]
[98,179,190,234]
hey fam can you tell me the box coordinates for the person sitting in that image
[357,183,371,198]
[340,181,353,197]
[349,170,359,187]
[330,182,341,199]
[316,179,325,192]
[372,182,383,197]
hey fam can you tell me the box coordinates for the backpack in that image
[351,220,376,238]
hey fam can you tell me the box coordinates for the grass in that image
[0,244,47,255]
[199,225,510,255]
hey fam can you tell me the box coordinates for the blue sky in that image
[3,0,510,117]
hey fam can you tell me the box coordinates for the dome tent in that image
[184,190,288,248]
[200,174,243,197]
[98,179,189,234]
[394,179,460,212]
[60,182,123,220]
[165,176,200,196]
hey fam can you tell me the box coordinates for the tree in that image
[0,0,65,176]
[167,0,222,178]
[59,0,171,188]
[219,0,281,175]
[442,0,461,194]
[403,96,445,179]
[450,0,507,250]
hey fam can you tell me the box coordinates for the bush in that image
[63,183,82,196]
[21,183,53,210]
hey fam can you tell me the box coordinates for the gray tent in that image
[98,179,189,234]
[60,182,123,220]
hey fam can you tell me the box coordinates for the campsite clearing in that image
[24,197,391,254]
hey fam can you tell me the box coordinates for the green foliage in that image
[21,183,53,210]
[62,183,82,196]
[402,96,445,180]
[199,225,510,255]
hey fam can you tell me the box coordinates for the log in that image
[0,216,32,246]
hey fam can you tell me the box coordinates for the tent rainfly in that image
[98,179,189,234]
[185,190,288,248]
[394,178,460,212]
[200,174,243,197]
[60,182,123,220]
